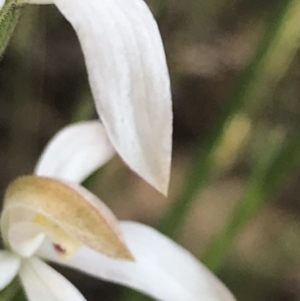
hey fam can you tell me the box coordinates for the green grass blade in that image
[201,132,283,271]
[159,0,297,238]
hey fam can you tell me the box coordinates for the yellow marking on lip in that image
[34,213,81,260]
[5,176,134,261]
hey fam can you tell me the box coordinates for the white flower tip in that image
[148,175,169,197]
[156,169,170,197]
[128,143,172,197]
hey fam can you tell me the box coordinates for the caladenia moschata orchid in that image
[0,121,235,301]
[0,0,172,195]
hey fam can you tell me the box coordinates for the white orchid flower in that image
[0,121,235,301]
[7,0,173,195]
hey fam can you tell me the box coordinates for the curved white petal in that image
[0,251,21,290]
[35,121,115,183]
[19,257,86,301]
[8,222,45,257]
[38,222,235,301]
[53,0,172,194]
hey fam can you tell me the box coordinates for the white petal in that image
[35,121,115,183]
[8,222,45,257]
[38,222,235,301]
[19,258,86,301]
[0,251,21,290]
[53,0,172,194]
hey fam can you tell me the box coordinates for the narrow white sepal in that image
[19,257,87,301]
[38,222,235,301]
[53,0,172,194]
[35,121,115,183]
[0,251,21,290]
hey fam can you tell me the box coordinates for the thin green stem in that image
[201,132,283,270]
[263,133,300,196]
[201,129,300,271]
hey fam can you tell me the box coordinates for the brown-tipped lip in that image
[118,246,135,262]
[5,176,137,262]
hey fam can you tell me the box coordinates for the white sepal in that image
[19,257,87,301]
[53,0,172,194]
[38,222,235,301]
[0,251,21,290]
[35,121,115,184]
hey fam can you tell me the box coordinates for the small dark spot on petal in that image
[53,243,66,254]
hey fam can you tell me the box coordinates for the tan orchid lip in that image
[4,176,134,261]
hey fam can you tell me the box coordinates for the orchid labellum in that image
[2,0,173,195]
[0,121,235,301]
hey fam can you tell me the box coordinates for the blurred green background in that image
[2,0,300,300]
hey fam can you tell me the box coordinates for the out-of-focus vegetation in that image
[2,0,300,300]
